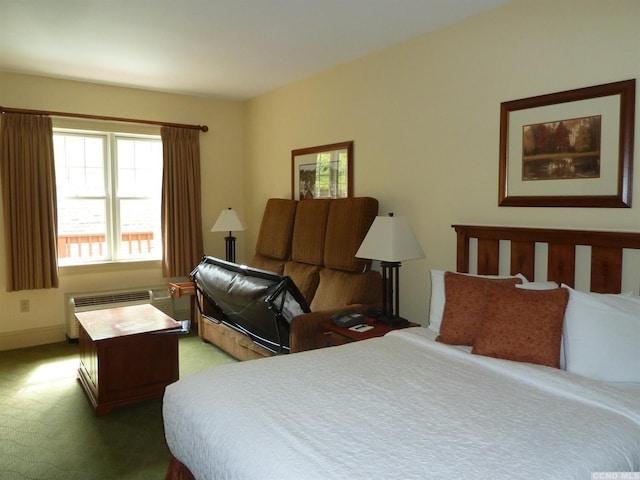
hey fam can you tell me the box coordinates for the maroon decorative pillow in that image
[436,272,522,346]
[472,284,569,368]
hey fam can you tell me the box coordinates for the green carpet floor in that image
[0,332,236,480]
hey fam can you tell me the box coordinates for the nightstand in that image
[319,318,419,347]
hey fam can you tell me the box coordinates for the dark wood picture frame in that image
[291,141,353,200]
[498,79,635,207]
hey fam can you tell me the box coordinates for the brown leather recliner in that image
[198,197,383,360]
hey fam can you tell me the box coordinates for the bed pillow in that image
[428,270,526,333]
[435,272,523,346]
[516,281,559,290]
[562,286,640,382]
[514,280,564,367]
[472,284,568,368]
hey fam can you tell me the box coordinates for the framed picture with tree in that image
[498,79,635,207]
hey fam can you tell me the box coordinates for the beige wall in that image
[243,0,640,325]
[0,72,245,348]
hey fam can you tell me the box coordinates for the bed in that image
[163,225,640,479]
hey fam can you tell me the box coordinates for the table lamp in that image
[356,212,424,325]
[210,207,245,263]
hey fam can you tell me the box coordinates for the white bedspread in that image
[163,328,640,479]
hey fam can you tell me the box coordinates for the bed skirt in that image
[165,455,195,480]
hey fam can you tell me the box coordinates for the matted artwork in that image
[499,79,635,207]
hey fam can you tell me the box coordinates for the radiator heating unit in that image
[66,287,174,340]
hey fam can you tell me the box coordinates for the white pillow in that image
[516,281,559,290]
[427,270,528,333]
[562,286,640,382]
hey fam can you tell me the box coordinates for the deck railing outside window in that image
[58,231,154,259]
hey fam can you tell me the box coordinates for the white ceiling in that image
[0,0,513,100]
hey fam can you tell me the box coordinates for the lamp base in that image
[375,315,409,327]
[224,235,237,263]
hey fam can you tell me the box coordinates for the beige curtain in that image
[161,126,204,277]
[0,113,59,291]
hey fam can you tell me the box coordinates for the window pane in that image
[117,137,162,197]
[57,198,108,264]
[119,198,161,259]
[54,134,105,197]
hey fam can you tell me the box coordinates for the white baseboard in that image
[0,325,67,351]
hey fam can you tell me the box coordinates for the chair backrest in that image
[290,199,332,266]
[251,198,297,274]
[324,197,378,273]
[308,197,381,311]
[252,196,381,309]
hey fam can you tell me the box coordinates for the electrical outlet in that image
[20,299,29,313]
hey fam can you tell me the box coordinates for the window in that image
[53,129,163,265]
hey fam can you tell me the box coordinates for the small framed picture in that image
[291,141,353,200]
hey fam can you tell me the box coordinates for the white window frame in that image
[53,128,163,266]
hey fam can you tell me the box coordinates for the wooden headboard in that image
[453,225,640,294]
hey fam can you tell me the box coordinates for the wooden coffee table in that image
[76,304,181,415]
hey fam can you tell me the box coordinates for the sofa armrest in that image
[289,305,369,353]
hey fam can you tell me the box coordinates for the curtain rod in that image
[0,106,208,132]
